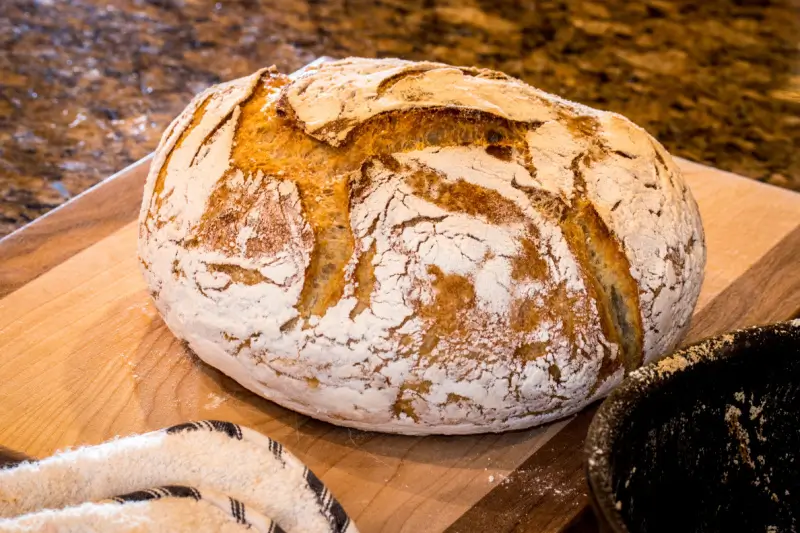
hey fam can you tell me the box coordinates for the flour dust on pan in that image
[586,320,800,533]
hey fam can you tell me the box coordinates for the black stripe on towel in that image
[165,421,205,435]
[268,438,283,461]
[304,467,351,533]
[111,485,201,504]
[208,420,243,439]
[162,485,202,500]
[165,420,242,440]
[229,497,247,524]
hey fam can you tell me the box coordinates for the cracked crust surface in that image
[138,57,705,435]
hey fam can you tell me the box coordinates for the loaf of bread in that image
[138,58,705,435]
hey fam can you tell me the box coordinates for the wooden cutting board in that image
[1,151,800,532]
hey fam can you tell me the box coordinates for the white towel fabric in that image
[0,421,358,533]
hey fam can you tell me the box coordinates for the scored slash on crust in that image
[138,58,705,435]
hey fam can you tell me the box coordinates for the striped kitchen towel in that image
[0,421,357,533]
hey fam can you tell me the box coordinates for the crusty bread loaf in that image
[138,58,705,435]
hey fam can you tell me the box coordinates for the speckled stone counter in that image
[1,0,798,237]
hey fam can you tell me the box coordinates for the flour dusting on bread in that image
[139,58,705,435]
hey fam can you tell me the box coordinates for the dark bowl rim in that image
[584,319,800,533]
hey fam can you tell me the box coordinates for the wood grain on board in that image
[1,154,799,533]
[447,408,599,533]
[676,160,800,312]
[0,156,151,299]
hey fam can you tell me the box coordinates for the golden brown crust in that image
[562,199,643,376]
[405,168,526,225]
[138,58,705,435]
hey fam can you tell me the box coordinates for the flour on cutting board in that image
[204,392,227,410]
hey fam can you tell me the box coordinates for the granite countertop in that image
[1,0,798,237]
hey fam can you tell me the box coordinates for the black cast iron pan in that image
[585,320,800,533]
